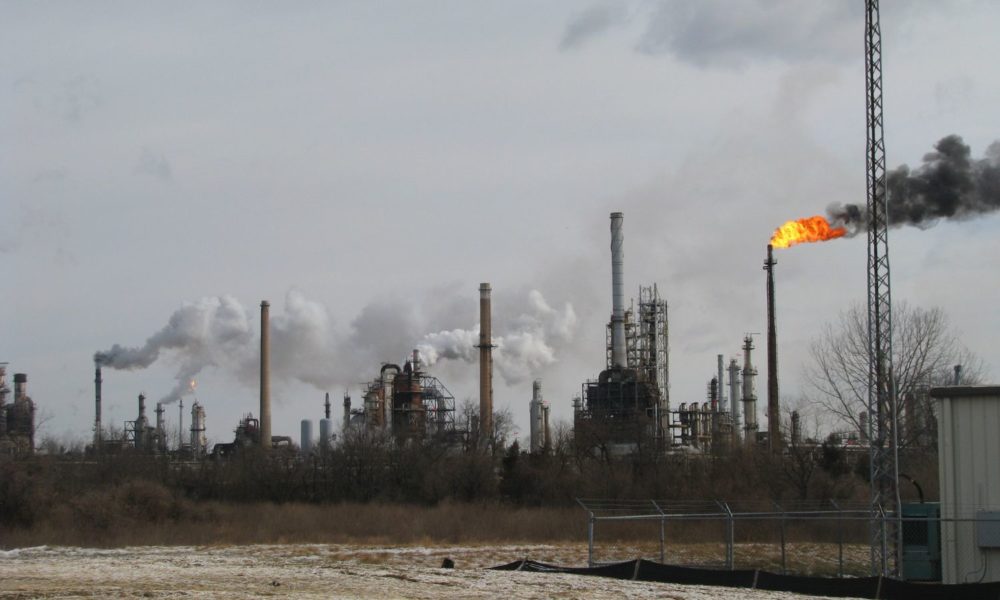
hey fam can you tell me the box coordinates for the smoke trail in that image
[94,296,255,404]
[417,290,578,385]
[96,288,578,402]
[827,135,1000,234]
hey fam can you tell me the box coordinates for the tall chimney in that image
[529,379,543,453]
[324,392,331,420]
[478,283,493,445]
[610,212,626,369]
[260,300,272,451]
[728,358,742,442]
[13,373,26,403]
[764,244,781,454]
[717,354,725,411]
[791,410,801,446]
[543,403,551,451]
[741,336,758,445]
[178,399,184,450]
[155,402,165,452]
[343,393,351,431]
[94,363,103,450]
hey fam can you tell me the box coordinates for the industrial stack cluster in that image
[0,364,35,457]
[82,211,801,460]
[572,213,793,456]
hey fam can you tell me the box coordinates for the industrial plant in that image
[0,365,35,457]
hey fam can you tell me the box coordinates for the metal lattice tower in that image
[864,0,901,577]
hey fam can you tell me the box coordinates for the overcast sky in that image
[3,1,999,448]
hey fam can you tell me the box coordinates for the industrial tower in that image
[865,0,901,577]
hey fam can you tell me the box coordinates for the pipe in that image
[478,282,493,444]
[610,212,626,368]
[765,244,780,454]
[260,300,271,451]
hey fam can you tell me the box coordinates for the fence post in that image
[774,501,787,575]
[831,499,844,578]
[717,500,735,570]
[652,500,666,564]
[588,511,595,568]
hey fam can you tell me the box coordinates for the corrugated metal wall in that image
[934,386,1000,584]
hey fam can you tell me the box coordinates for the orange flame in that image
[188,380,197,393]
[770,216,846,249]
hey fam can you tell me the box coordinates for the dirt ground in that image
[0,543,870,599]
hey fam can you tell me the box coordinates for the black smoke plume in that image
[827,135,1000,234]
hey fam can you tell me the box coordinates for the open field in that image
[0,543,873,599]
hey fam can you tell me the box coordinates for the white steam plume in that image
[95,288,578,403]
[94,295,254,404]
[417,289,578,385]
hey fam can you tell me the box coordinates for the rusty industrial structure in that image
[0,366,36,456]
[344,349,460,445]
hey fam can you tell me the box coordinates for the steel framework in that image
[864,0,901,577]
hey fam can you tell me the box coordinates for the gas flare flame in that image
[770,216,847,249]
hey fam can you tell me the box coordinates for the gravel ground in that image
[0,544,867,599]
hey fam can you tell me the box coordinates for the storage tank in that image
[300,419,314,454]
[319,418,333,450]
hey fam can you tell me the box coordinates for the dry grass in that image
[0,501,588,548]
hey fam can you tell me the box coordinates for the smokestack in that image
[741,336,758,445]
[178,399,184,450]
[543,403,551,451]
[94,363,102,450]
[136,392,147,449]
[13,373,26,403]
[0,365,7,439]
[954,364,962,385]
[324,392,331,420]
[610,212,626,368]
[529,379,543,453]
[765,244,780,454]
[717,354,725,411]
[478,283,493,445]
[343,393,351,431]
[791,410,801,446]
[155,402,166,452]
[260,300,271,451]
[728,359,742,440]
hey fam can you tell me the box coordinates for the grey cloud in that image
[559,3,629,50]
[637,1,859,66]
[561,1,861,67]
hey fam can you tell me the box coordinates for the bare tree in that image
[805,302,984,446]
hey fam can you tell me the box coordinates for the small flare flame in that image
[188,379,197,393]
[770,216,847,249]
